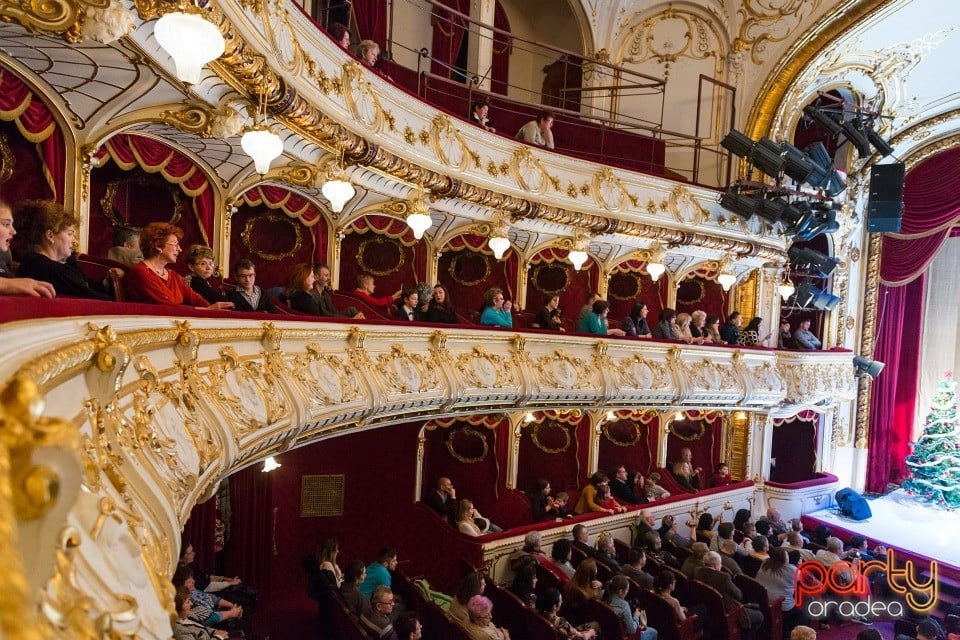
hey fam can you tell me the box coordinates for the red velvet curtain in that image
[352,0,387,43]
[491,2,511,96]
[664,412,721,480]
[676,274,727,318]
[339,216,421,294]
[182,495,220,570]
[527,249,599,321]
[430,0,469,79]
[597,411,659,476]
[422,418,501,515]
[866,147,960,492]
[770,411,819,483]
[0,120,54,203]
[225,466,274,591]
[0,68,65,202]
[606,260,666,325]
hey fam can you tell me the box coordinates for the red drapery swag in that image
[430,0,469,79]
[352,0,388,44]
[0,68,66,203]
[867,146,960,492]
[491,1,511,96]
[225,466,273,589]
[241,185,329,262]
[98,134,214,244]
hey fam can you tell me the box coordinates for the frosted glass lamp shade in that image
[240,125,284,175]
[717,272,737,291]
[646,261,666,281]
[406,212,433,239]
[154,11,225,84]
[488,235,510,260]
[321,178,355,213]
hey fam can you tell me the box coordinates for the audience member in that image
[659,514,695,549]
[690,310,712,342]
[184,244,228,304]
[653,570,687,625]
[681,542,709,580]
[465,594,510,640]
[779,318,795,348]
[733,508,753,533]
[623,301,652,337]
[394,612,422,640]
[635,509,657,541]
[595,482,627,514]
[750,534,771,561]
[328,22,351,49]
[310,263,362,318]
[469,99,495,133]
[594,531,623,571]
[172,566,244,630]
[610,464,644,504]
[358,40,381,69]
[536,587,598,639]
[339,560,371,617]
[415,282,433,317]
[738,316,771,347]
[605,574,658,639]
[509,561,538,609]
[179,541,255,610]
[0,199,13,276]
[550,539,576,578]
[394,287,420,321]
[564,558,603,604]
[227,259,276,313]
[426,284,458,323]
[794,317,822,349]
[575,472,616,515]
[676,312,702,344]
[449,570,485,625]
[622,547,654,589]
[286,263,324,315]
[423,476,457,524]
[553,491,571,518]
[641,531,681,569]
[173,586,229,640]
[672,446,702,491]
[359,548,399,599]
[711,462,733,487]
[645,472,670,500]
[0,200,54,297]
[528,478,562,521]
[577,292,601,328]
[652,308,679,339]
[696,512,719,543]
[694,551,763,634]
[480,286,512,327]
[456,499,490,536]
[578,299,626,336]
[516,111,555,149]
[533,293,565,330]
[571,524,607,563]
[15,199,117,300]
[509,531,548,570]
[125,222,233,309]
[354,272,401,312]
[705,314,725,344]
[791,626,817,640]
[759,506,789,537]
[719,312,742,344]
[755,547,807,637]
[107,225,143,267]
[361,585,399,639]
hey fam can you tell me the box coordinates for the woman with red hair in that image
[125,222,233,310]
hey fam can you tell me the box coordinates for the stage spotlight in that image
[803,105,844,136]
[804,142,847,196]
[867,129,895,158]
[853,355,885,379]
[780,143,817,184]
[840,117,872,156]
[789,246,839,278]
[719,190,761,220]
[721,130,754,158]
[792,202,840,242]
[753,138,787,177]
[795,281,841,311]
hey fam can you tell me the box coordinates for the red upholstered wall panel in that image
[606,271,665,327]
[88,163,205,273]
[517,417,582,496]
[437,245,515,318]
[0,119,54,207]
[770,414,819,483]
[597,416,659,477]
[664,414,722,482]
[263,421,423,598]
[228,204,320,289]
[675,275,728,319]
[526,256,599,322]
[338,231,420,296]
[421,420,503,518]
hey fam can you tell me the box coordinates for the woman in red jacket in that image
[125,222,233,310]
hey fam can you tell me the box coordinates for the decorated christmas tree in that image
[903,373,960,508]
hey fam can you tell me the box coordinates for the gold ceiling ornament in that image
[261,0,302,73]
[0,133,14,184]
[735,0,824,66]
[509,147,550,195]
[622,6,722,68]
[429,114,472,171]
[0,0,95,39]
[279,162,318,187]
[455,346,518,389]
[667,185,707,226]
[160,103,218,137]
[614,354,672,391]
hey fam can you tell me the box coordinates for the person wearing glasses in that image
[361,586,399,639]
[184,244,229,304]
[125,222,233,310]
[227,259,276,313]
[465,595,510,640]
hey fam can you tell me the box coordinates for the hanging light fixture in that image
[567,233,590,271]
[240,70,283,175]
[524,412,536,423]
[716,258,737,291]
[646,245,667,282]
[320,142,356,213]
[154,2,225,85]
[778,265,796,301]
[262,456,281,472]
[488,217,511,260]
[405,184,433,240]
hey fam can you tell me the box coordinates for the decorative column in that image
[585,410,605,476]
[76,145,93,253]
[656,410,671,468]
[664,274,678,310]
[329,229,344,290]
[503,412,527,490]
[517,260,530,311]
[427,248,442,288]
[414,425,427,502]
[598,267,610,299]
[220,200,237,277]
[468,0,495,91]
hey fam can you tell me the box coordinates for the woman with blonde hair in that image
[690,310,713,343]
[675,312,698,344]
[456,499,483,536]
